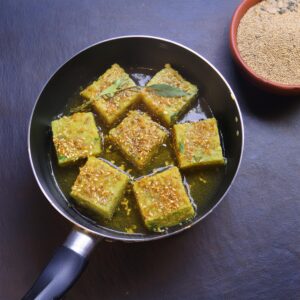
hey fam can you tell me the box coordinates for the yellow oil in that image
[51,68,225,234]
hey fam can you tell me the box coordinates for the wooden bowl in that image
[230,0,300,95]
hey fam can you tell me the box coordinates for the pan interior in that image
[29,37,243,241]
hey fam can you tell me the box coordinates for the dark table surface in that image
[1,1,300,299]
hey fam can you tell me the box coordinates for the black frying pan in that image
[24,36,244,299]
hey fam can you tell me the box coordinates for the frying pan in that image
[24,36,244,299]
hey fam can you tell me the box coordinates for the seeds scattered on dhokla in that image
[142,64,198,125]
[51,112,101,166]
[70,157,129,219]
[173,118,224,169]
[109,110,168,169]
[80,64,140,125]
[53,62,227,234]
[133,167,195,231]
[237,0,300,85]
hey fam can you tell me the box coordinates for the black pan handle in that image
[22,229,100,300]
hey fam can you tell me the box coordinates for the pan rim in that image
[28,35,245,242]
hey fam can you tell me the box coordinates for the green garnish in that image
[70,77,129,113]
[179,142,185,153]
[58,154,67,161]
[70,98,94,113]
[147,84,189,97]
[71,80,188,113]
[98,77,128,99]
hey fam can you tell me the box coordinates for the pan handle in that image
[22,228,101,300]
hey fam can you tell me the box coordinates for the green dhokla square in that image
[109,110,168,169]
[142,64,198,125]
[173,118,225,169]
[70,157,129,219]
[51,112,101,166]
[133,166,195,231]
[80,64,140,126]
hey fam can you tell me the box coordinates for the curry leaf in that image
[98,77,128,98]
[70,77,129,113]
[147,84,189,97]
[71,80,189,113]
[70,99,94,113]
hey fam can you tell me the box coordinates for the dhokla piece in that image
[80,64,140,125]
[51,112,101,166]
[109,110,168,169]
[70,157,129,219]
[142,64,198,125]
[133,167,195,231]
[173,118,225,169]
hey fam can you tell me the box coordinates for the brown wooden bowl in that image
[230,0,300,95]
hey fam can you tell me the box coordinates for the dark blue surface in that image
[0,1,300,299]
